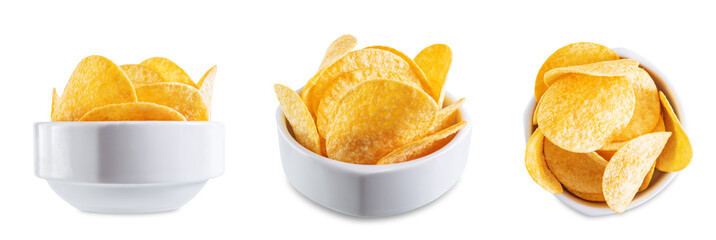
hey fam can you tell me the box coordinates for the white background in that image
[0,0,713,239]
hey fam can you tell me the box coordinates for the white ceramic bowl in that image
[277,95,472,217]
[524,48,683,216]
[34,121,225,214]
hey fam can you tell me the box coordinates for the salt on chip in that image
[525,129,563,194]
[612,68,661,141]
[135,82,208,121]
[414,44,452,106]
[543,59,640,87]
[544,139,605,194]
[274,84,322,155]
[427,97,465,135]
[603,132,671,213]
[656,91,692,172]
[326,80,437,164]
[377,121,466,165]
[79,102,186,121]
[317,34,358,71]
[537,74,635,153]
[140,57,197,88]
[52,55,137,121]
[197,65,217,117]
[120,64,165,86]
[534,42,619,101]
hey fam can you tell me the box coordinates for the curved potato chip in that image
[598,114,665,160]
[414,44,452,106]
[140,57,197,88]
[603,132,671,213]
[538,74,635,153]
[79,102,186,121]
[378,121,466,165]
[197,65,217,117]
[543,59,640,87]
[639,162,657,192]
[656,91,692,172]
[566,186,605,202]
[318,34,358,71]
[120,64,165,86]
[274,84,322,155]
[544,139,605,194]
[51,88,60,118]
[535,42,619,101]
[302,48,424,115]
[427,97,465,135]
[365,46,432,97]
[525,129,563,194]
[53,55,137,121]
[326,80,437,164]
[532,100,540,125]
[135,82,208,121]
[612,68,660,141]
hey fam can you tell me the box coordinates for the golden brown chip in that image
[653,113,666,132]
[414,44,452,106]
[612,68,660,141]
[656,91,692,172]
[52,55,137,121]
[537,74,635,152]
[543,59,640,87]
[544,139,605,194]
[135,82,208,121]
[140,57,197,88]
[197,65,217,117]
[525,129,563,194]
[603,132,671,213]
[326,80,437,164]
[377,121,466,165]
[274,84,322,155]
[427,98,465,135]
[51,88,60,118]
[79,102,186,121]
[120,64,165,86]
[317,34,358,71]
[532,100,540,126]
[639,162,657,192]
[534,42,619,101]
[566,186,605,202]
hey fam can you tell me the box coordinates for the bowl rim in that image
[276,91,472,175]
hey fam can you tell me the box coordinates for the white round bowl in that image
[34,121,225,214]
[277,95,472,217]
[524,48,682,216]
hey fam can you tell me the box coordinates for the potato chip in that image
[140,57,197,88]
[317,34,358,71]
[302,48,425,115]
[79,102,186,121]
[566,186,605,202]
[135,82,208,121]
[197,65,217,117]
[543,59,640,87]
[653,113,666,132]
[612,68,661,141]
[427,97,465,135]
[525,129,563,194]
[537,74,635,153]
[414,44,452,106]
[598,113,665,160]
[534,42,619,101]
[544,139,605,194]
[531,100,540,126]
[366,45,432,97]
[639,162,657,192]
[52,55,137,121]
[603,132,671,213]
[377,121,466,165]
[274,84,322,155]
[120,64,165,86]
[326,80,437,164]
[656,91,692,172]
[51,88,60,118]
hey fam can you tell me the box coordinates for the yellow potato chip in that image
[656,91,692,172]
[120,64,165,86]
[544,139,605,194]
[135,82,208,121]
[197,65,217,117]
[318,34,358,71]
[612,68,661,141]
[274,84,322,155]
[525,129,563,194]
[532,100,540,126]
[52,55,137,121]
[603,132,671,213]
[302,48,425,115]
[535,42,619,101]
[598,114,665,160]
[365,45,432,97]
[653,113,666,132]
[538,74,635,152]
[414,44,452,106]
[79,102,187,121]
[51,88,60,118]
[566,186,605,202]
[140,57,197,88]
[326,80,437,164]
[639,162,657,192]
[543,59,640,87]
[427,97,465,135]
[378,121,466,165]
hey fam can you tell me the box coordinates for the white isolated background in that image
[0,0,713,239]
